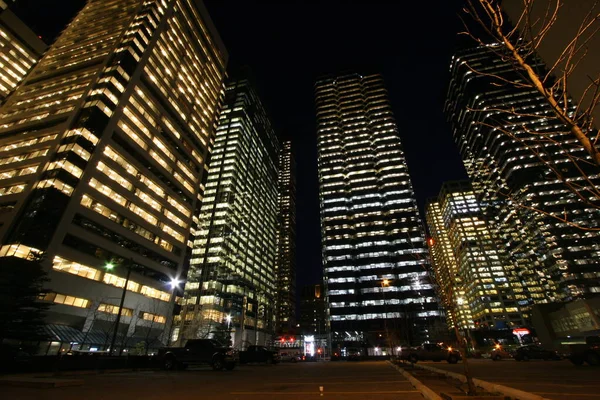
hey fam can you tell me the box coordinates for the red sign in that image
[513,328,530,335]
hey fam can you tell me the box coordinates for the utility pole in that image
[108,259,132,356]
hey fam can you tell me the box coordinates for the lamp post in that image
[225,314,232,347]
[381,279,391,355]
[107,259,132,356]
[165,278,181,346]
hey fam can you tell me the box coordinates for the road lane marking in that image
[230,390,420,395]
[261,380,412,385]
[534,393,600,397]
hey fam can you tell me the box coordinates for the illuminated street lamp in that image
[169,278,181,290]
[106,259,133,356]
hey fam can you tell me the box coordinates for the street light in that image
[106,259,133,356]
[380,278,391,356]
[169,278,181,290]
[224,314,232,347]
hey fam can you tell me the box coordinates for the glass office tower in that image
[0,0,227,352]
[446,45,600,301]
[316,73,440,349]
[275,140,297,333]
[185,77,279,348]
[426,181,527,331]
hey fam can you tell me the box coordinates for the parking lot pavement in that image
[420,358,600,400]
[1,361,423,400]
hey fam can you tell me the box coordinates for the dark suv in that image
[157,339,236,370]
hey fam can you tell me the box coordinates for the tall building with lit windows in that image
[0,0,227,353]
[0,3,47,103]
[446,45,600,302]
[275,140,296,333]
[426,181,527,331]
[183,77,279,348]
[316,73,440,349]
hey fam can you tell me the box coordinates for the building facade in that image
[316,72,440,348]
[0,3,47,103]
[426,181,527,331]
[183,77,279,349]
[275,140,296,333]
[445,44,600,301]
[0,0,227,353]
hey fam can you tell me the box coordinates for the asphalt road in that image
[1,361,423,400]
[420,358,600,399]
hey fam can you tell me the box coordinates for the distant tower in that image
[426,181,527,331]
[446,44,600,300]
[0,0,227,352]
[275,140,296,333]
[185,77,279,348]
[0,4,46,103]
[298,284,326,335]
[315,72,440,348]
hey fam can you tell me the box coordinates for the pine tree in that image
[0,256,51,342]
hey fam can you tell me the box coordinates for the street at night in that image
[3,359,600,400]
[1,2,600,400]
[1,361,423,400]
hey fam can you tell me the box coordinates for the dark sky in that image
[12,0,469,289]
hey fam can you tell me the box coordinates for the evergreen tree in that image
[0,256,51,342]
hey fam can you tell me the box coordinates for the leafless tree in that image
[428,262,478,395]
[79,297,117,351]
[139,299,168,355]
[460,0,600,229]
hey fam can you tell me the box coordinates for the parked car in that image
[400,343,461,364]
[279,352,302,363]
[346,347,363,361]
[490,345,512,361]
[238,345,279,364]
[157,339,236,371]
[568,336,600,366]
[513,345,560,361]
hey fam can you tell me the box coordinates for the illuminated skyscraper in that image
[0,3,46,103]
[275,140,296,333]
[0,0,227,352]
[184,77,279,348]
[316,73,440,348]
[446,44,600,301]
[426,181,527,331]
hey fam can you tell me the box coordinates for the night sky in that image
[12,0,469,289]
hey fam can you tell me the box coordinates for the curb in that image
[388,361,443,400]
[52,367,157,377]
[0,377,83,388]
[404,362,552,400]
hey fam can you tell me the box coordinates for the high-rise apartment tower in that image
[0,0,227,352]
[316,73,440,349]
